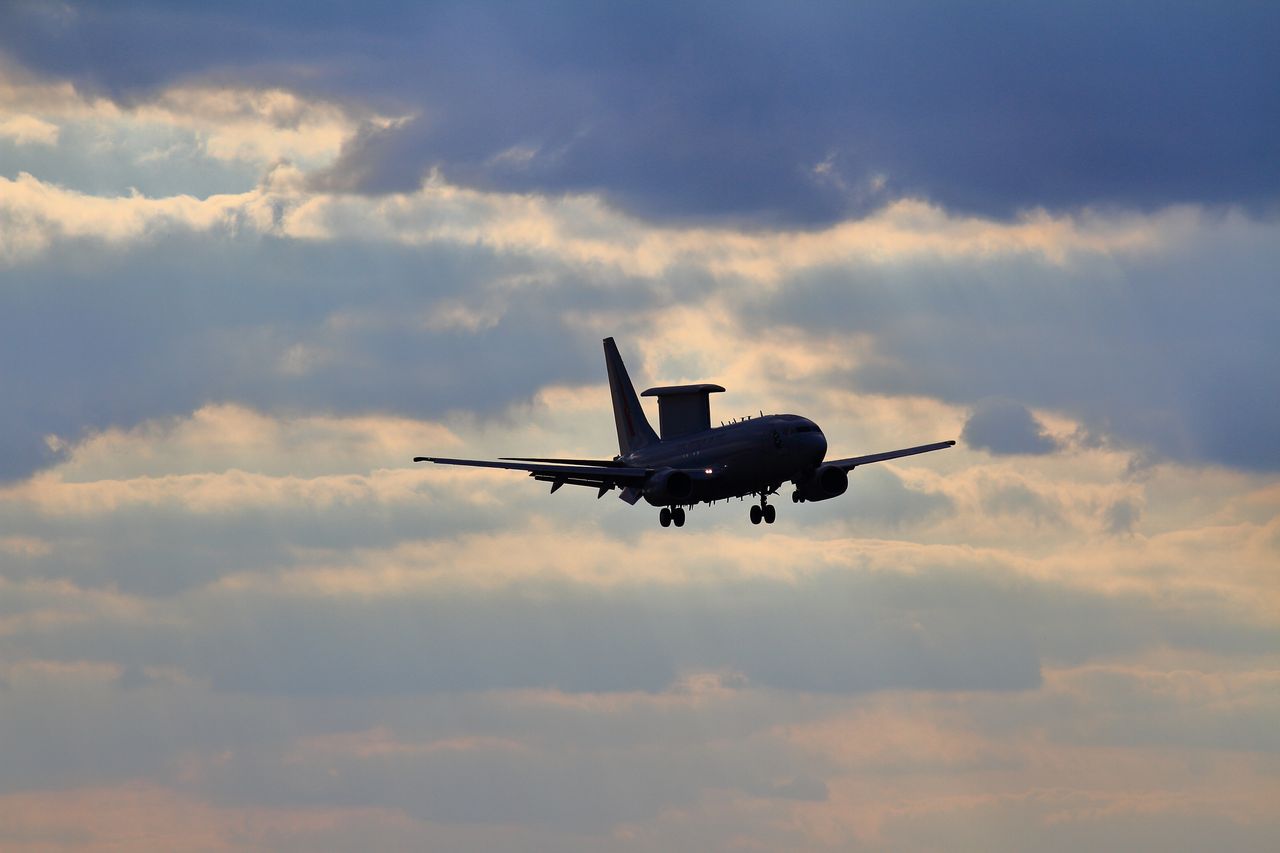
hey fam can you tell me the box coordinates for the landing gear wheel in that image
[659,507,671,527]
[673,507,686,527]
[750,504,763,525]
[763,504,776,524]
[791,491,800,503]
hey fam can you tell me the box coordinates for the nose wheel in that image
[659,507,685,528]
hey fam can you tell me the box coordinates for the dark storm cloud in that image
[3,1,1278,225]
[962,398,1060,455]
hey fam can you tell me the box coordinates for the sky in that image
[1,1,1278,849]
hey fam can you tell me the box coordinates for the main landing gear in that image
[750,494,777,525]
[659,506,686,528]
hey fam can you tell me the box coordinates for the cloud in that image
[6,545,1276,697]
[1,650,1277,849]
[962,399,1061,456]
[0,114,57,145]
[0,61,389,200]
[1103,497,1141,536]
[5,150,1278,480]
[0,10,1278,847]
[2,425,1276,848]
[749,206,1280,471]
[4,3,1279,225]
[0,171,276,261]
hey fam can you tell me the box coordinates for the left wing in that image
[414,455,651,498]
[827,440,956,471]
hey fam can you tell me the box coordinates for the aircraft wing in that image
[414,456,651,498]
[827,440,956,470]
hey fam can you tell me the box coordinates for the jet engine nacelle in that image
[643,467,694,506]
[795,464,848,502]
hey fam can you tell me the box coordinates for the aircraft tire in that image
[763,504,776,524]
[659,507,672,527]
[673,507,685,527]
[750,505,762,525]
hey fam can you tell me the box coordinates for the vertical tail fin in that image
[603,337,659,455]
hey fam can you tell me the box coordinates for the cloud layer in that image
[2,5,1279,850]
[2,2,1278,224]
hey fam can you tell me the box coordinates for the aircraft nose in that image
[811,429,827,464]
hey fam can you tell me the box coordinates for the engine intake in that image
[795,464,848,502]
[643,468,694,505]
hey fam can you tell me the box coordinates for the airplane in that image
[415,338,955,527]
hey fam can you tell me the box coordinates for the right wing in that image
[414,455,651,499]
[826,440,956,471]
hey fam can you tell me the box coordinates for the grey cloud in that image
[8,565,1276,699]
[3,2,1278,225]
[0,500,508,596]
[196,728,816,829]
[2,561,1275,836]
[785,464,955,530]
[1,549,1276,844]
[0,230,660,482]
[1103,497,1140,535]
[1056,668,1280,753]
[0,657,838,829]
[0,468,950,599]
[962,398,1060,456]
[882,796,1280,853]
[980,481,1063,526]
[748,215,1280,471]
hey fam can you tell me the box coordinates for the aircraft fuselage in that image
[622,414,827,505]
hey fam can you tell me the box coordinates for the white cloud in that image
[0,171,277,261]
[0,63,392,170]
[0,114,58,145]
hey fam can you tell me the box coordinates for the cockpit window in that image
[795,424,819,433]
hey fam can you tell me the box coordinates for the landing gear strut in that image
[659,506,685,528]
[750,494,777,525]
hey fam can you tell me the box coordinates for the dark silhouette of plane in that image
[416,338,955,527]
